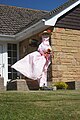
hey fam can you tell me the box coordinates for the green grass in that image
[0,90,80,120]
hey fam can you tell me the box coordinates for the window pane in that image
[8,73,12,79]
[8,58,11,64]
[8,66,11,72]
[13,69,17,73]
[13,73,17,80]
[13,58,17,64]
[13,51,17,57]
[8,44,11,50]
[8,51,12,57]
[13,44,17,50]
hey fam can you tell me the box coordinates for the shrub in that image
[54,81,68,89]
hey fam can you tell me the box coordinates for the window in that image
[7,43,17,80]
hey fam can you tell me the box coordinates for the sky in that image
[0,0,68,11]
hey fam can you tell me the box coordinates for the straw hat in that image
[39,30,51,36]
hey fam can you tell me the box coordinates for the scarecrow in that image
[11,30,53,88]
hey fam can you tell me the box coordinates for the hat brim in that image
[39,31,51,36]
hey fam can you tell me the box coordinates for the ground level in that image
[0,90,80,120]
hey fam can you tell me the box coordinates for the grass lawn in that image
[0,90,80,120]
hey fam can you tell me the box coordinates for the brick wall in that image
[51,27,80,83]
[19,37,37,59]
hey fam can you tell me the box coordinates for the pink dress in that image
[11,37,52,87]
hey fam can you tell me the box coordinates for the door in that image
[0,44,3,76]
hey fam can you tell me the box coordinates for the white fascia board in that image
[0,34,15,41]
[45,0,80,26]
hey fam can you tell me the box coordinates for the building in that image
[0,0,80,87]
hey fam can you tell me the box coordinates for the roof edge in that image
[0,34,15,41]
[0,19,49,42]
[45,0,80,26]
[15,19,49,41]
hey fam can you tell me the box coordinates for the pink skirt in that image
[11,51,50,80]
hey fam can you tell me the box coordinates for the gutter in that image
[0,19,49,42]
[15,19,48,42]
[0,34,15,41]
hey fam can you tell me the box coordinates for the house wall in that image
[19,35,39,59]
[51,27,80,83]
[0,42,8,86]
[19,27,80,85]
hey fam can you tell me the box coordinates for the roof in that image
[44,0,79,20]
[0,0,79,36]
[45,0,80,26]
[0,4,48,35]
